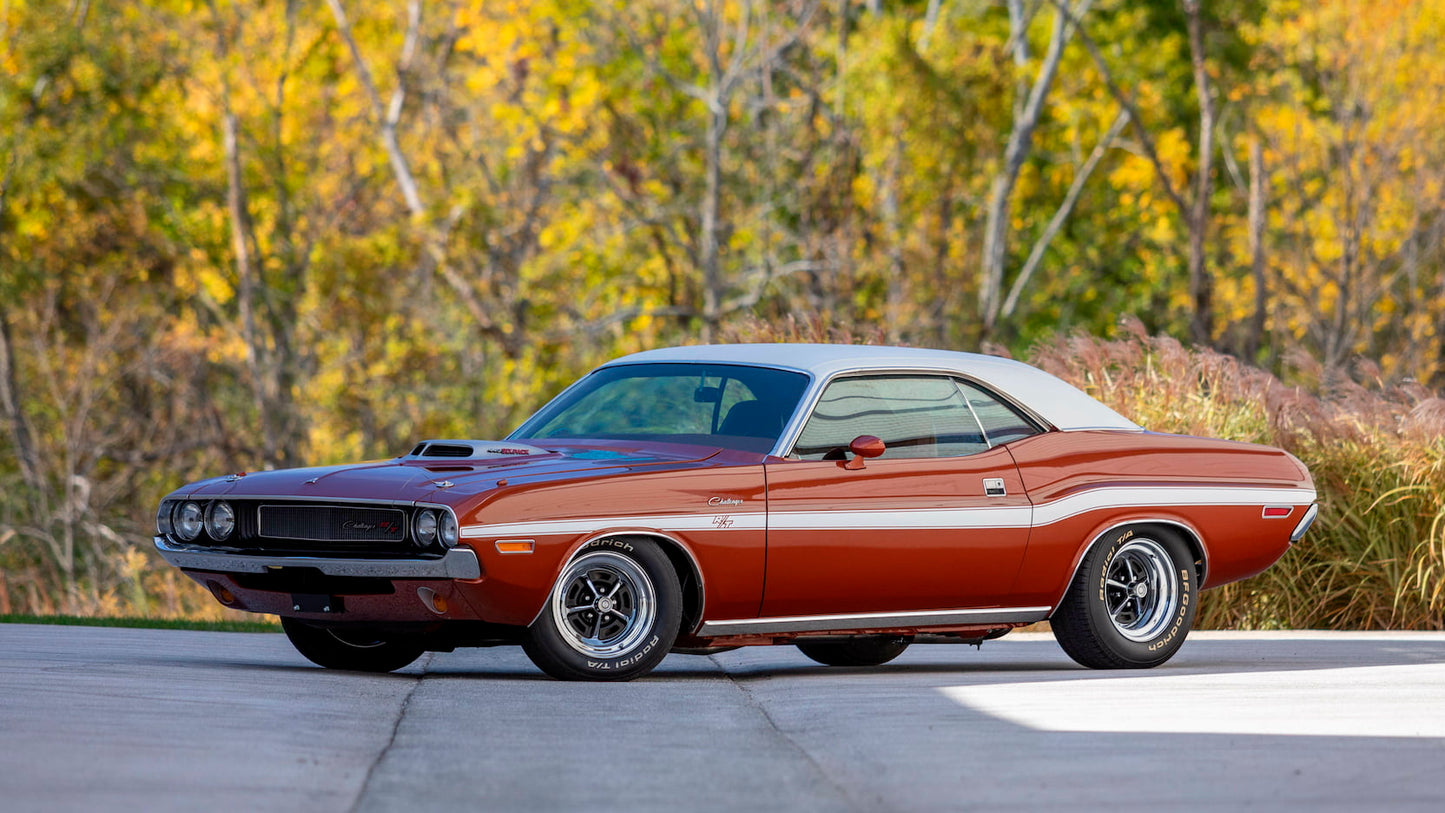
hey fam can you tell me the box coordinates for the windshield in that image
[511,363,811,454]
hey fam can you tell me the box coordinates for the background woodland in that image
[2,0,1443,625]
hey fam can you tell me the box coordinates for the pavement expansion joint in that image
[349,652,433,813]
[708,652,875,813]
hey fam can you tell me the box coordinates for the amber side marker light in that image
[417,587,449,615]
[206,581,237,606]
[495,539,535,554]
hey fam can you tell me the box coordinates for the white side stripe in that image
[766,506,1032,531]
[460,512,767,539]
[459,485,1318,540]
[1030,486,1317,526]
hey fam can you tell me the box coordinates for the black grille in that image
[175,499,439,558]
[259,505,406,542]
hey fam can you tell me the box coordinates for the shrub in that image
[1030,320,1445,630]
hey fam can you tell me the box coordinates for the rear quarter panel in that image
[1005,430,1315,609]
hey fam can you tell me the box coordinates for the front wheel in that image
[281,618,426,673]
[1051,528,1198,669]
[523,539,681,681]
[796,636,911,667]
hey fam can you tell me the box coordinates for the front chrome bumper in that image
[153,537,482,580]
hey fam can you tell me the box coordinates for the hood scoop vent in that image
[419,443,474,458]
[405,440,549,460]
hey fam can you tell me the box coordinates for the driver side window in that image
[791,375,989,460]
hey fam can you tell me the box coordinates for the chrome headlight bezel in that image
[438,510,460,549]
[413,508,439,548]
[205,501,236,541]
[156,500,175,535]
[174,501,205,542]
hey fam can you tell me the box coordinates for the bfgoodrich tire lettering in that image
[523,538,682,681]
[281,618,425,673]
[1051,527,1198,669]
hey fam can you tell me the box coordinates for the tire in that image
[523,539,682,681]
[796,636,911,667]
[281,618,426,673]
[1051,527,1198,669]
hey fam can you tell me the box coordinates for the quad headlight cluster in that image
[157,499,460,550]
[413,507,460,549]
[158,499,237,542]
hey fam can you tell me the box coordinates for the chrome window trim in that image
[697,606,1051,637]
[953,378,994,448]
[776,367,1053,460]
[952,376,1049,444]
[507,360,815,451]
[153,536,481,580]
[510,358,1063,460]
[600,345,1141,432]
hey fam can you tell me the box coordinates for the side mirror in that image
[843,435,886,470]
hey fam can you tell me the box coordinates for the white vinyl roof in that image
[605,343,1140,432]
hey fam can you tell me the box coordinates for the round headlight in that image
[438,511,459,548]
[174,501,204,541]
[205,501,236,541]
[413,509,439,547]
[156,501,174,535]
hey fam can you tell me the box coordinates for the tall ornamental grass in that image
[1030,321,1445,630]
[729,315,1445,630]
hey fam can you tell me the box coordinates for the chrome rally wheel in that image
[523,539,681,681]
[552,552,657,659]
[1051,527,1198,669]
[1103,538,1180,642]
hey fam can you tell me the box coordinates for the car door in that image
[760,374,1036,618]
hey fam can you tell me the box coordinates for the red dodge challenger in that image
[155,344,1318,680]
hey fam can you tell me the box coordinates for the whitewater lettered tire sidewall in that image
[1051,527,1198,669]
[523,538,681,681]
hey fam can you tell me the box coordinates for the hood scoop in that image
[404,440,550,460]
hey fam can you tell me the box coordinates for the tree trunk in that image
[979,0,1092,335]
[700,101,726,341]
[0,309,41,491]
[1184,0,1215,346]
[1246,132,1267,359]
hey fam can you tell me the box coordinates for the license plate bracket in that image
[291,593,344,613]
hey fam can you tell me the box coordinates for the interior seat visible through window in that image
[718,400,784,438]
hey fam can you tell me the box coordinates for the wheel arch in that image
[534,530,707,636]
[1051,519,1208,614]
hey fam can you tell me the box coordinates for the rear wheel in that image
[281,618,425,673]
[796,636,911,667]
[1052,527,1198,669]
[523,539,681,681]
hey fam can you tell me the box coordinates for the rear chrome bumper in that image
[1290,503,1320,543]
[153,537,482,580]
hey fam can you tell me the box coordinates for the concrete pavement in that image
[2,625,1442,812]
